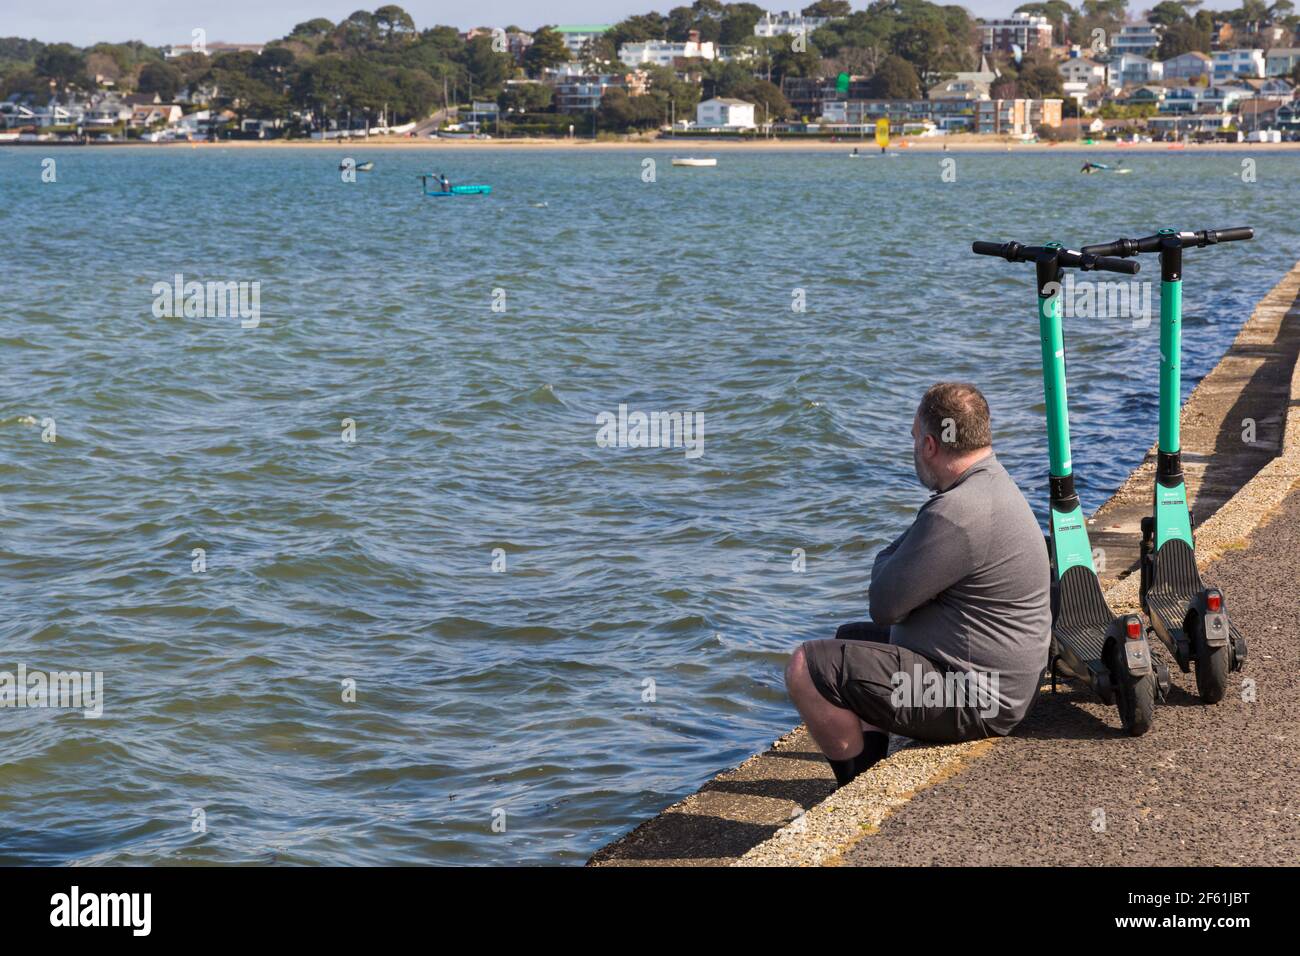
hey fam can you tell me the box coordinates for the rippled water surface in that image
[1,146,1295,864]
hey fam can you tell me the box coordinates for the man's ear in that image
[923,433,940,458]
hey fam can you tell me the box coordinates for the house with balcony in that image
[1275,100,1300,135]
[976,97,1062,135]
[1147,113,1234,138]
[1059,57,1105,87]
[130,103,183,128]
[1110,23,1161,56]
[978,14,1054,55]
[551,72,646,111]
[1161,51,1212,81]
[1265,48,1300,78]
[753,10,834,37]
[1160,86,1206,114]
[1110,53,1163,87]
[1213,49,1266,82]
[164,41,263,59]
[1122,85,1167,108]
[1236,98,1284,132]
[1200,85,1253,113]
[619,35,716,68]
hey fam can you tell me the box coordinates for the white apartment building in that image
[619,39,716,68]
[1213,48,1266,81]
[1109,23,1161,56]
[753,11,832,37]
[1110,53,1164,87]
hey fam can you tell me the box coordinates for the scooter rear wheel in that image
[1194,635,1231,704]
[1108,643,1156,736]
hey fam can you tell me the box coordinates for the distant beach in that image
[47,134,1300,153]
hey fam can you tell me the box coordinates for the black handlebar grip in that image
[972,241,1007,257]
[1080,239,1124,257]
[1211,227,1253,243]
[1092,256,1141,275]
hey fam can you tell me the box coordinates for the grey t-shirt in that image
[868,453,1051,734]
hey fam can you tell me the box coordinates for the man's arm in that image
[868,505,976,626]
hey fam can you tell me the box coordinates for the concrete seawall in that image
[590,262,1300,867]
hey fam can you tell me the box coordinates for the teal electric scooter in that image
[1081,227,1252,703]
[974,239,1164,735]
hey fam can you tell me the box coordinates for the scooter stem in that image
[1158,232,1183,457]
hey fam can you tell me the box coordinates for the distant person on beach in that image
[785,383,1051,788]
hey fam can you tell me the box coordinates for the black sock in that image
[860,731,889,767]
[828,755,860,787]
[828,732,890,787]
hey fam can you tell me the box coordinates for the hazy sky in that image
[10,1,1238,47]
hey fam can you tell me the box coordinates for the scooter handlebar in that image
[1082,227,1253,257]
[972,241,1140,275]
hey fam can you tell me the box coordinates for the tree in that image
[524,26,570,77]
[803,1,852,15]
[137,61,183,100]
[720,4,766,45]
[373,5,417,44]
[595,86,663,131]
[1016,2,1075,45]
[499,83,553,112]
[720,76,789,119]
[1156,20,1212,58]
[1017,60,1065,97]
[290,18,336,43]
[460,34,514,96]
[868,54,921,98]
[1147,1,1190,27]
[35,44,86,93]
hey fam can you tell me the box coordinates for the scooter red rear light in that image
[1207,592,1222,612]
[1126,618,1142,639]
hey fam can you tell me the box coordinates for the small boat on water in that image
[427,185,492,196]
[671,157,716,167]
[419,174,491,196]
[339,159,374,171]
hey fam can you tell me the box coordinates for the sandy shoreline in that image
[11,135,1300,153]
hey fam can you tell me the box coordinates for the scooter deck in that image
[1052,564,1113,661]
[1146,538,1245,648]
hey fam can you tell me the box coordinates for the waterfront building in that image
[696,97,756,129]
[753,10,834,37]
[978,14,1054,56]
[1213,49,1266,82]
[619,36,717,68]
